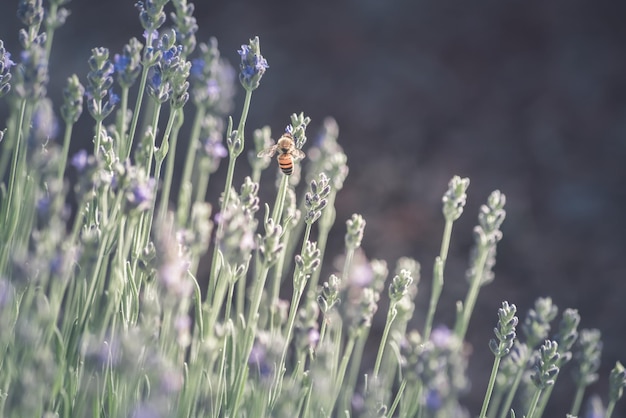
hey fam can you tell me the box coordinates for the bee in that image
[257,132,305,175]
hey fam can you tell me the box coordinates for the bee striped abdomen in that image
[277,153,294,175]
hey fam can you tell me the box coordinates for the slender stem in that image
[455,244,490,341]
[44,3,59,60]
[525,388,543,418]
[116,86,130,156]
[498,349,531,418]
[387,379,407,418]
[193,162,211,204]
[480,356,502,418]
[373,304,397,380]
[208,89,253,299]
[534,383,555,418]
[570,384,586,418]
[306,193,336,295]
[4,99,27,225]
[333,333,358,410]
[272,174,289,226]
[58,123,74,181]
[157,108,183,223]
[207,154,235,298]
[125,47,153,159]
[176,103,205,225]
[605,400,617,418]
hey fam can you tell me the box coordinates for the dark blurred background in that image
[2,0,626,416]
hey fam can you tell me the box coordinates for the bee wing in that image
[257,145,277,158]
[291,148,306,160]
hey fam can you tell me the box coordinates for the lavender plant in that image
[0,1,623,417]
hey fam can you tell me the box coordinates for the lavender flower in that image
[199,114,228,173]
[70,149,90,173]
[114,37,143,88]
[190,38,236,114]
[345,214,366,251]
[14,43,48,100]
[60,74,84,124]
[531,340,561,389]
[17,0,44,29]
[170,0,198,56]
[0,40,14,98]
[85,47,118,121]
[135,0,169,32]
[442,176,470,222]
[304,173,331,225]
[28,98,59,151]
[489,301,518,357]
[318,274,341,314]
[237,36,268,91]
[416,326,469,414]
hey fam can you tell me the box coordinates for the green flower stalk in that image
[455,189,506,342]
[208,37,267,299]
[316,273,342,346]
[424,175,469,340]
[534,308,580,416]
[498,297,558,418]
[272,240,321,404]
[480,301,517,418]
[58,74,84,179]
[373,268,413,381]
[301,123,348,297]
[607,361,626,418]
[570,329,602,417]
[343,213,366,284]
[43,0,70,62]
[527,340,561,418]
[249,126,273,183]
[112,37,143,158]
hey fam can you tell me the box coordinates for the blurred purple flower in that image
[71,149,89,172]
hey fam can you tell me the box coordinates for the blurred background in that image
[2,0,626,415]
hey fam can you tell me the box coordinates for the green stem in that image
[498,348,531,418]
[387,379,407,418]
[157,108,183,223]
[306,193,336,295]
[480,356,502,418]
[272,174,289,226]
[570,383,586,418]
[333,332,358,411]
[605,400,617,418]
[125,39,154,159]
[44,3,59,60]
[116,86,130,156]
[424,217,454,340]
[58,123,74,181]
[208,89,253,299]
[207,153,235,299]
[455,244,490,341]
[4,99,27,225]
[372,303,397,381]
[525,388,543,418]
[176,103,205,225]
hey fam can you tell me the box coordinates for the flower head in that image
[71,149,90,173]
[0,41,14,98]
[237,36,268,91]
